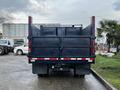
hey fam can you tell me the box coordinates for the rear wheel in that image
[74,66,85,78]
[37,67,49,77]
[4,48,9,54]
[0,47,4,55]
[16,50,23,55]
[79,75,85,78]
[32,63,49,77]
[74,70,85,78]
[37,73,48,77]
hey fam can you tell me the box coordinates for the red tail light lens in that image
[91,40,95,54]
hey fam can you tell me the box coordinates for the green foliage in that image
[113,52,120,59]
[97,28,103,37]
[92,55,120,89]
[97,19,120,52]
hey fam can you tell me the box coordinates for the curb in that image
[91,69,117,90]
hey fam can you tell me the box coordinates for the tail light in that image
[30,58,94,62]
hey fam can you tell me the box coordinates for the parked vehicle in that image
[0,39,14,55]
[14,39,24,47]
[28,16,96,77]
[110,48,117,53]
[14,44,28,55]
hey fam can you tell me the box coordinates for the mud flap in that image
[32,63,48,74]
[74,64,91,75]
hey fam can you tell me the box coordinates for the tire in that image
[37,68,49,78]
[37,69,49,77]
[79,75,85,78]
[0,47,4,55]
[37,74,48,77]
[4,48,9,54]
[32,63,49,77]
[16,50,23,55]
[74,67,85,78]
[74,72,85,78]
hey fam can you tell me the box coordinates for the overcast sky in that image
[0,0,120,26]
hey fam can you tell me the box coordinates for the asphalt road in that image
[0,54,107,90]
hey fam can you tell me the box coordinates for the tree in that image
[97,20,120,52]
[113,26,120,52]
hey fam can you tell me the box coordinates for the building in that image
[2,23,60,43]
[2,23,28,42]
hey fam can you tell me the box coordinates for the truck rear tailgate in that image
[28,16,95,62]
[30,36,91,58]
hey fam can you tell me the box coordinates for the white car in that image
[14,45,28,55]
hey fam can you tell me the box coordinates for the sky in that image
[0,0,120,26]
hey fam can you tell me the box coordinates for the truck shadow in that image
[35,71,86,90]
[50,70,73,77]
[38,70,85,78]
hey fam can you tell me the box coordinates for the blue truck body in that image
[28,16,96,77]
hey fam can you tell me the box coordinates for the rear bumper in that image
[29,59,95,64]
[28,56,95,64]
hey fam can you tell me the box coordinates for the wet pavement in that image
[0,54,107,90]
